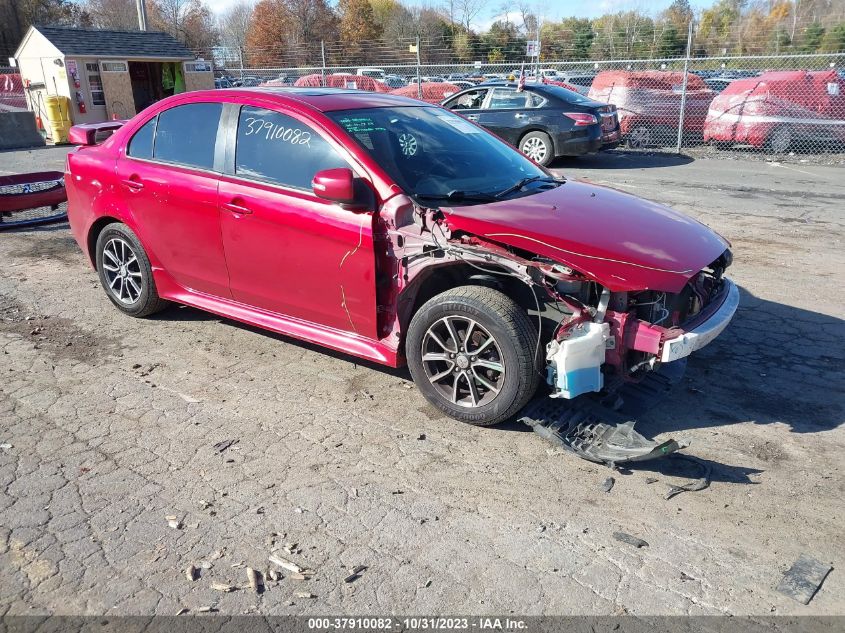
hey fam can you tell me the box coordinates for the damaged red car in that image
[65,88,738,427]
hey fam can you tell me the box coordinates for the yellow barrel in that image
[45,95,71,122]
[44,95,72,143]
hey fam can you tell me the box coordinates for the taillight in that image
[563,112,598,126]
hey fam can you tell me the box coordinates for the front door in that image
[115,102,231,298]
[218,104,379,339]
[442,87,490,126]
[475,87,538,144]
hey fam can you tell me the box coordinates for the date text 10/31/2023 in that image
[306,617,529,630]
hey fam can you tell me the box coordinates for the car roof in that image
[190,87,427,112]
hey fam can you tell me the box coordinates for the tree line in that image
[2,0,844,66]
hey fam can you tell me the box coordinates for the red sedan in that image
[65,88,737,426]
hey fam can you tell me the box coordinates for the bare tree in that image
[84,0,139,30]
[455,0,485,32]
[516,0,538,36]
[218,1,252,51]
[149,0,218,51]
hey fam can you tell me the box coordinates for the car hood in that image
[442,179,729,293]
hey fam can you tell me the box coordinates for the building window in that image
[101,61,128,72]
[85,62,105,106]
[185,61,212,72]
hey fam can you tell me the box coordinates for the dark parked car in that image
[442,82,620,165]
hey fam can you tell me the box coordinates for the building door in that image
[98,60,134,119]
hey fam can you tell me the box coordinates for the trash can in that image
[44,95,72,143]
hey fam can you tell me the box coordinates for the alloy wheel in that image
[101,237,143,305]
[521,137,548,163]
[420,316,505,408]
[628,126,651,148]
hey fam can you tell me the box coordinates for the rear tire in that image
[95,223,168,318]
[519,131,554,166]
[406,286,540,426]
[768,126,792,153]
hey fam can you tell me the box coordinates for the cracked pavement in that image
[0,147,843,616]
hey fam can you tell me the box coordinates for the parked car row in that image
[217,67,844,155]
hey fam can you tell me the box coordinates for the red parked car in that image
[293,73,390,93]
[703,70,845,152]
[65,88,737,426]
[588,70,715,147]
[390,81,460,104]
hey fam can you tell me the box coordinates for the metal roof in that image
[32,26,193,59]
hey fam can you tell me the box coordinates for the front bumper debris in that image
[660,279,740,362]
[519,397,684,467]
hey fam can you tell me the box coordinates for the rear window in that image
[542,85,600,106]
[153,102,222,170]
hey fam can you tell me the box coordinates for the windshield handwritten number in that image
[243,117,311,147]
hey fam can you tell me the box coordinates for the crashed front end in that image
[378,179,738,464]
[543,249,738,401]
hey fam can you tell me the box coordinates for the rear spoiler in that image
[68,120,127,146]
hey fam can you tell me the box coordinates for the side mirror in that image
[312,168,356,205]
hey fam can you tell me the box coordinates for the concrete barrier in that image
[0,112,45,150]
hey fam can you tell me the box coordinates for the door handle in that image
[222,200,252,215]
[121,178,143,190]
[514,113,527,119]
[466,114,479,121]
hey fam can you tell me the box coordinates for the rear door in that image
[114,101,230,298]
[217,103,380,338]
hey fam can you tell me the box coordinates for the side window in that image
[445,88,488,110]
[486,88,530,110]
[127,116,156,159]
[235,106,347,190]
[528,93,547,108]
[153,102,222,170]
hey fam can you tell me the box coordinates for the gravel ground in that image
[0,146,843,616]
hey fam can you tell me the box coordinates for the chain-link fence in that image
[0,68,26,113]
[208,43,845,160]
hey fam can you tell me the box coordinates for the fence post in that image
[416,35,422,99]
[238,46,244,82]
[321,40,326,87]
[675,20,694,153]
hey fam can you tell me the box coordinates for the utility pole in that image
[321,41,327,86]
[136,0,148,31]
[675,19,693,154]
[416,35,421,99]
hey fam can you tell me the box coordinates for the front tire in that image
[519,131,554,166]
[95,223,168,317]
[406,286,540,426]
[627,125,651,148]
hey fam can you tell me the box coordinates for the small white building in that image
[14,25,214,125]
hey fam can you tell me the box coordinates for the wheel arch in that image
[87,216,122,269]
[397,261,539,356]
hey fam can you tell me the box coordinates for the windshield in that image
[327,106,549,204]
